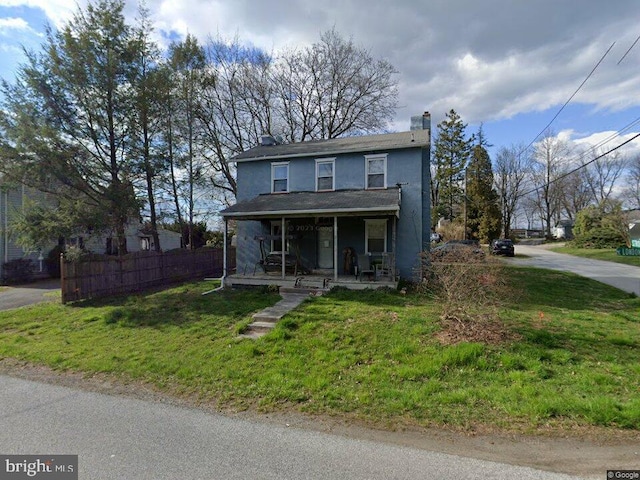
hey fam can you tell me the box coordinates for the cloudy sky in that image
[1,0,639,160]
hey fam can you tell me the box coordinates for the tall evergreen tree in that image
[431,109,474,227]
[167,35,207,249]
[129,4,163,251]
[466,143,502,243]
[0,0,140,253]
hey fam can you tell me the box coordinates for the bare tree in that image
[558,169,592,221]
[530,132,571,237]
[494,144,531,238]
[196,30,399,199]
[624,155,640,209]
[582,149,627,204]
[198,39,275,202]
[273,28,398,142]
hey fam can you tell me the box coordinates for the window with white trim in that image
[365,154,386,189]
[272,162,289,193]
[365,219,387,253]
[315,158,335,191]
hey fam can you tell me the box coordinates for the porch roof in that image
[221,188,400,220]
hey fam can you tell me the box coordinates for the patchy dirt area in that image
[1,358,638,479]
[435,314,520,345]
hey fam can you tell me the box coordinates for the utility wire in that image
[520,131,640,198]
[618,34,640,65]
[518,42,616,158]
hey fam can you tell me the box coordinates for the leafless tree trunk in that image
[559,170,592,221]
[531,132,571,237]
[494,144,531,238]
[581,149,627,205]
[624,155,640,209]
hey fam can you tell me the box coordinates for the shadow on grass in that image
[68,282,280,328]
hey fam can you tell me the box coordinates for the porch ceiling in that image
[221,188,400,220]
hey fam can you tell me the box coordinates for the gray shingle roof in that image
[233,130,429,162]
[221,188,401,219]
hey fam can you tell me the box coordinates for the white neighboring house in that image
[553,219,574,240]
[0,182,55,281]
[628,209,640,248]
[69,220,183,255]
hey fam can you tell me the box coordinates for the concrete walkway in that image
[509,245,640,296]
[240,288,320,339]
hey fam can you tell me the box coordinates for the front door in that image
[317,226,333,269]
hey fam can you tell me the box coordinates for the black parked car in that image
[491,239,515,257]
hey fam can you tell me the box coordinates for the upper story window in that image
[365,154,387,189]
[316,158,335,191]
[272,162,289,193]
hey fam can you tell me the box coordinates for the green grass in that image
[551,246,640,267]
[0,269,639,433]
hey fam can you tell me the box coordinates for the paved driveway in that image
[0,279,61,311]
[508,245,640,296]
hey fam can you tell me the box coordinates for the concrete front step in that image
[246,320,277,333]
[280,286,328,296]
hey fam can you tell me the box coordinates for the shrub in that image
[418,247,514,321]
[1,258,35,284]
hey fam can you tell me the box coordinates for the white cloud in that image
[0,0,76,27]
[572,130,640,159]
[0,16,28,29]
[3,0,640,141]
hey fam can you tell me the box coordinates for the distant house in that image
[220,113,432,286]
[553,219,574,240]
[69,221,183,255]
[1,175,184,283]
[628,209,640,248]
[0,182,54,281]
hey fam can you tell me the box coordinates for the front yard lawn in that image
[551,245,640,267]
[0,267,639,434]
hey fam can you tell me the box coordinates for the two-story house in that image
[1,181,54,282]
[220,113,431,288]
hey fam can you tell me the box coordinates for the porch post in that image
[223,218,228,283]
[392,215,397,278]
[333,216,338,281]
[281,217,286,279]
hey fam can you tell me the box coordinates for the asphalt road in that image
[0,375,583,480]
[0,279,60,311]
[508,245,640,296]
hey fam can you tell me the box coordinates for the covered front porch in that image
[220,189,402,290]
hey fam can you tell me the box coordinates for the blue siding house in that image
[221,113,431,287]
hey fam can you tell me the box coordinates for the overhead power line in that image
[519,42,616,157]
[520,131,640,198]
[618,34,640,65]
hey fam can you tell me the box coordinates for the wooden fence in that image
[61,247,235,304]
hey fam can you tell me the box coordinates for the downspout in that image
[4,190,8,264]
[281,217,285,279]
[222,218,228,287]
[333,216,338,282]
[202,217,228,295]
